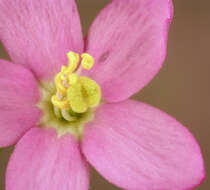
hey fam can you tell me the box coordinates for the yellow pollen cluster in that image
[51,51,101,114]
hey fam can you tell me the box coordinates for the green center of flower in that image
[37,51,101,138]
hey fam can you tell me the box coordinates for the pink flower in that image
[0,0,205,190]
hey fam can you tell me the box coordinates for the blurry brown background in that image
[0,0,209,189]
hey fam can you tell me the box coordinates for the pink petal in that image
[82,100,205,190]
[0,0,83,80]
[0,61,40,147]
[83,0,173,102]
[6,127,90,190]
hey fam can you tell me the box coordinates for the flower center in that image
[37,51,101,138]
[51,51,101,121]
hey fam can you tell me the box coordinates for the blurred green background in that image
[0,0,209,189]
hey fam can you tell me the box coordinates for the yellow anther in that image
[67,51,80,73]
[51,95,70,110]
[79,76,101,108]
[55,73,67,96]
[67,83,88,113]
[68,73,79,85]
[81,53,94,70]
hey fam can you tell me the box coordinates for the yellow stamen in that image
[66,51,80,73]
[67,82,88,113]
[51,95,70,110]
[55,73,67,96]
[79,76,101,108]
[51,51,101,116]
[67,77,101,113]
[81,53,94,70]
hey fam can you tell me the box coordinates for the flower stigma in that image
[38,51,101,138]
